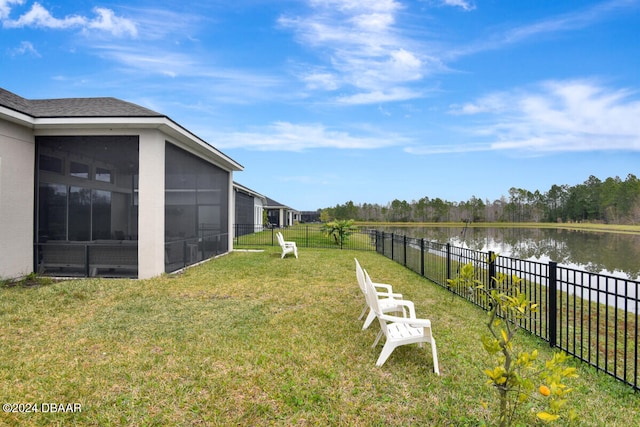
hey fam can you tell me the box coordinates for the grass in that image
[1,248,638,426]
[235,224,376,250]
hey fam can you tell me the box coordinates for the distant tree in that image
[319,172,640,225]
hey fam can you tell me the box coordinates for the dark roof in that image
[233,181,266,199]
[266,197,292,208]
[0,87,163,118]
[1,87,244,171]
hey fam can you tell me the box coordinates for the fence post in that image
[420,238,425,277]
[548,261,558,347]
[403,235,407,266]
[85,244,90,277]
[488,251,496,288]
[391,233,394,261]
[183,240,188,267]
[446,242,451,282]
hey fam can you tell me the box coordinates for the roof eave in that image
[0,106,35,128]
[233,182,267,200]
[30,116,243,172]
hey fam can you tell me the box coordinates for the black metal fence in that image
[374,231,639,392]
[165,232,228,273]
[235,224,639,390]
[233,224,377,250]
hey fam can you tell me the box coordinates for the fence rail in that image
[235,224,639,390]
[234,224,378,251]
[374,230,639,391]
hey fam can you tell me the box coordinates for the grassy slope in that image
[1,249,637,426]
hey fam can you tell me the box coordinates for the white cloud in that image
[351,12,395,31]
[404,142,489,155]
[447,80,640,154]
[2,2,137,37]
[86,8,137,37]
[279,0,431,104]
[337,87,423,105]
[213,121,410,151]
[94,45,197,77]
[3,2,86,29]
[449,93,510,115]
[442,0,475,11]
[302,71,340,91]
[9,40,39,56]
[310,0,402,14]
[449,0,638,58]
[388,49,422,79]
[0,0,23,20]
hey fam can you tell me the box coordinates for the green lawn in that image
[1,248,637,426]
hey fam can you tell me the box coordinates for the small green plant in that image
[449,262,578,427]
[2,272,53,288]
[320,219,357,246]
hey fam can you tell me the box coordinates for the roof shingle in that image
[0,88,163,118]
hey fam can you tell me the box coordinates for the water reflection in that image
[379,227,640,281]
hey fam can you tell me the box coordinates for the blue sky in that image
[2,0,639,211]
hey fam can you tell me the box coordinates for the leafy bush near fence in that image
[449,262,579,426]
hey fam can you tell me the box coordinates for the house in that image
[0,88,243,280]
[233,182,266,236]
[264,197,299,228]
[300,210,321,223]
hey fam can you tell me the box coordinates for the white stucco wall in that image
[138,130,166,279]
[0,120,34,280]
[254,198,264,232]
[0,111,238,280]
[228,174,235,251]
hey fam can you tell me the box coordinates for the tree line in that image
[320,174,640,225]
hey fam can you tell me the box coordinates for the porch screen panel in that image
[35,136,139,277]
[68,186,91,241]
[235,192,253,237]
[165,143,229,273]
[37,183,67,241]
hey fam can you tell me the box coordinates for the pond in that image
[376,226,640,282]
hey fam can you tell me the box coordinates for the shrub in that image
[449,261,578,426]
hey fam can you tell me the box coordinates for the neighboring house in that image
[300,211,321,223]
[233,182,266,236]
[265,197,299,228]
[0,88,243,280]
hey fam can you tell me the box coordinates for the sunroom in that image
[0,88,243,280]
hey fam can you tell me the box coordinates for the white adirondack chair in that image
[364,268,440,374]
[354,258,405,330]
[276,232,298,259]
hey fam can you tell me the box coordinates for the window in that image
[39,154,63,174]
[36,135,139,243]
[96,167,112,183]
[70,161,89,179]
[92,190,112,240]
[38,183,67,241]
[68,186,91,240]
